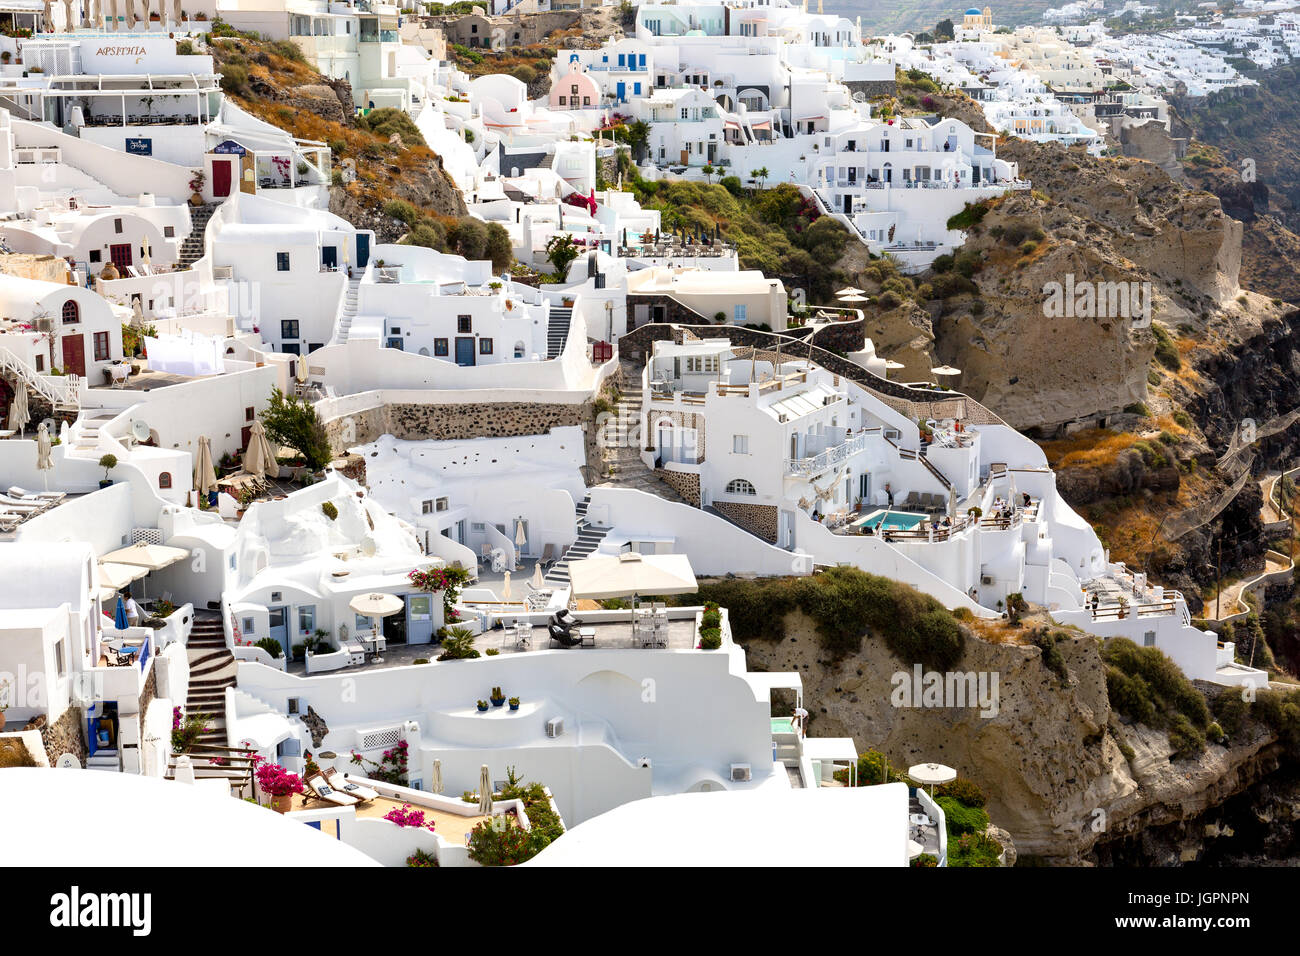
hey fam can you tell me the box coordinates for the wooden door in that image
[212,158,232,197]
[61,334,85,377]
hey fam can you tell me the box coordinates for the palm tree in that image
[752,166,769,190]
[702,164,716,183]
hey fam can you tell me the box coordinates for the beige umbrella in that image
[501,571,512,603]
[140,235,151,266]
[9,384,29,436]
[36,421,54,489]
[514,518,527,561]
[98,561,148,591]
[42,0,52,29]
[836,286,865,296]
[908,839,925,860]
[838,293,869,303]
[478,764,493,815]
[431,758,443,795]
[194,435,217,502]
[242,420,276,482]
[348,592,403,662]
[908,761,957,798]
[102,541,189,570]
[931,365,962,377]
[568,552,697,601]
[531,562,544,590]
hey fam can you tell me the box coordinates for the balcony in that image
[785,431,869,476]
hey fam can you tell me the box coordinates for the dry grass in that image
[1039,429,1138,470]
[0,738,37,768]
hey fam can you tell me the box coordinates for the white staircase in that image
[329,277,362,345]
[0,346,80,413]
[86,748,120,771]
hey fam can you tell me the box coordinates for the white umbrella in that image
[884,360,906,369]
[568,552,697,601]
[908,839,925,860]
[908,761,957,797]
[531,562,544,590]
[348,592,403,662]
[194,435,218,501]
[836,286,865,296]
[431,758,443,795]
[242,420,276,482]
[102,541,189,571]
[931,365,962,377]
[9,384,28,436]
[501,571,512,603]
[949,486,959,519]
[36,421,53,490]
[514,519,527,562]
[478,764,493,815]
[98,561,148,590]
[140,235,151,265]
[838,293,868,303]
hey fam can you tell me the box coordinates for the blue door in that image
[616,81,626,102]
[455,337,476,367]
[355,233,370,268]
[269,607,288,654]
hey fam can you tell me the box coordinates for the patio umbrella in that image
[36,421,53,489]
[99,561,147,591]
[431,759,443,795]
[514,518,527,551]
[348,592,402,663]
[908,762,957,798]
[478,765,493,815]
[113,596,128,631]
[836,286,865,296]
[949,486,959,519]
[242,420,276,482]
[501,571,512,603]
[908,839,925,860]
[141,235,151,266]
[531,562,544,590]
[569,552,697,628]
[931,365,962,379]
[838,293,868,303]
[8,384,28,436]
[194,435,217,503]
[102,541,190,599]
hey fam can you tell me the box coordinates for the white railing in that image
[786,431,869,476]
[0,346,80,408]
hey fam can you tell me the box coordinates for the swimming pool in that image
[771,717,795,734]
[852,509,928,532]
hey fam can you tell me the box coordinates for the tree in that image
[545,234,580,280]
[752,166,769,190]
[701,163,716,183]
[624,120,650,161]
[485,221,514,272]
[448,217,488,260]
[935,18,954,39]
[260,387,332,471]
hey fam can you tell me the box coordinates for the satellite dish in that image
[56,753,81,769]
[131,420,151,443]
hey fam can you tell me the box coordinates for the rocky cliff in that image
[744,610,1292,864]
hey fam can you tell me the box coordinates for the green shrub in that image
[946,200,989,231]
[383,198,422,226]
[1029,628,1070,684]
[437,626,480,660]
[949,831,1003,867]
[1102,637,1211,755]
[698,626,722,650]
[321,501,338,521]
[935,777,986,808]
[936,795,989,835]
[254,637,283,659]
[1151,324,1182,371]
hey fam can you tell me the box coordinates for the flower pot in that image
[509,702,519,712]
[477,702,488,712]
[99,479,113,489]
[491,698,505,708]
[271,793,292,813]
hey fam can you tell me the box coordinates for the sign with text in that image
[125,137,152,156]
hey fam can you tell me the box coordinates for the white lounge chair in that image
[0,494,49,513]
[8,486,65,502]
[323,768,378,802]
[305,773,361,807]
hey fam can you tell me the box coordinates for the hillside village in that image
[0,0,1298,874]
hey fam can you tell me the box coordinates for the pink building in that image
[549,63,602,110]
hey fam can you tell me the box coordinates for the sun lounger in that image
[0,494,49,513]
[305,773,361,807]
[0,514,20,532]
[322,768,378,803]
[8,486,65,502]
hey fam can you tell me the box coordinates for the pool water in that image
[854,510,928,532]
[771,717,795,734]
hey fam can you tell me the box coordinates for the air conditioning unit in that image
[35,316,52,333]
[546,717,565,738]
[637,757,652,769]
[982,575,994,586]
[730,763,752,782]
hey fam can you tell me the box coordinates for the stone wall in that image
[23,705,87,767]
[645,408,706,461]
[322,400,600,482]
[712,500,779,543]
[657,467,700,507]
[628,292,715,328]
[843,79,897,100]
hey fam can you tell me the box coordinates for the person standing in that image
[792,704,809,736]
[124,593,142,627]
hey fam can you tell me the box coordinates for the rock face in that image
[743,611,1283,863]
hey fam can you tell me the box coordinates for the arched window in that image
[61,300,80,324]
[158,472,172,489]
[513,341,526,358]
[725,478,756,496]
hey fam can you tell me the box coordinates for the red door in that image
[61,334,85,377]
[212,159,232,198]
[109,243,133,271]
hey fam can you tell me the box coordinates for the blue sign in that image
[125,137,152,156]
[214,139,246,156]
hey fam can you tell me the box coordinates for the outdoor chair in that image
[903,492,921,510]
[8,486,64,502]
[540,543,556,568]
[322,768,378,803]
[0,513,20,532]
[305,773,362,807]
[547,622,582,648]
[552,608,583,631]
[0,494,49,513]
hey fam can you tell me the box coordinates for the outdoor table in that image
[578,627,596,647]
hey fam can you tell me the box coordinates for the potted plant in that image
[508,696,520,712]
[490,686,506,708]
[476,699,489,712]
[98,454,118,488]
[255,761,305,813]
[188,170,205,206]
